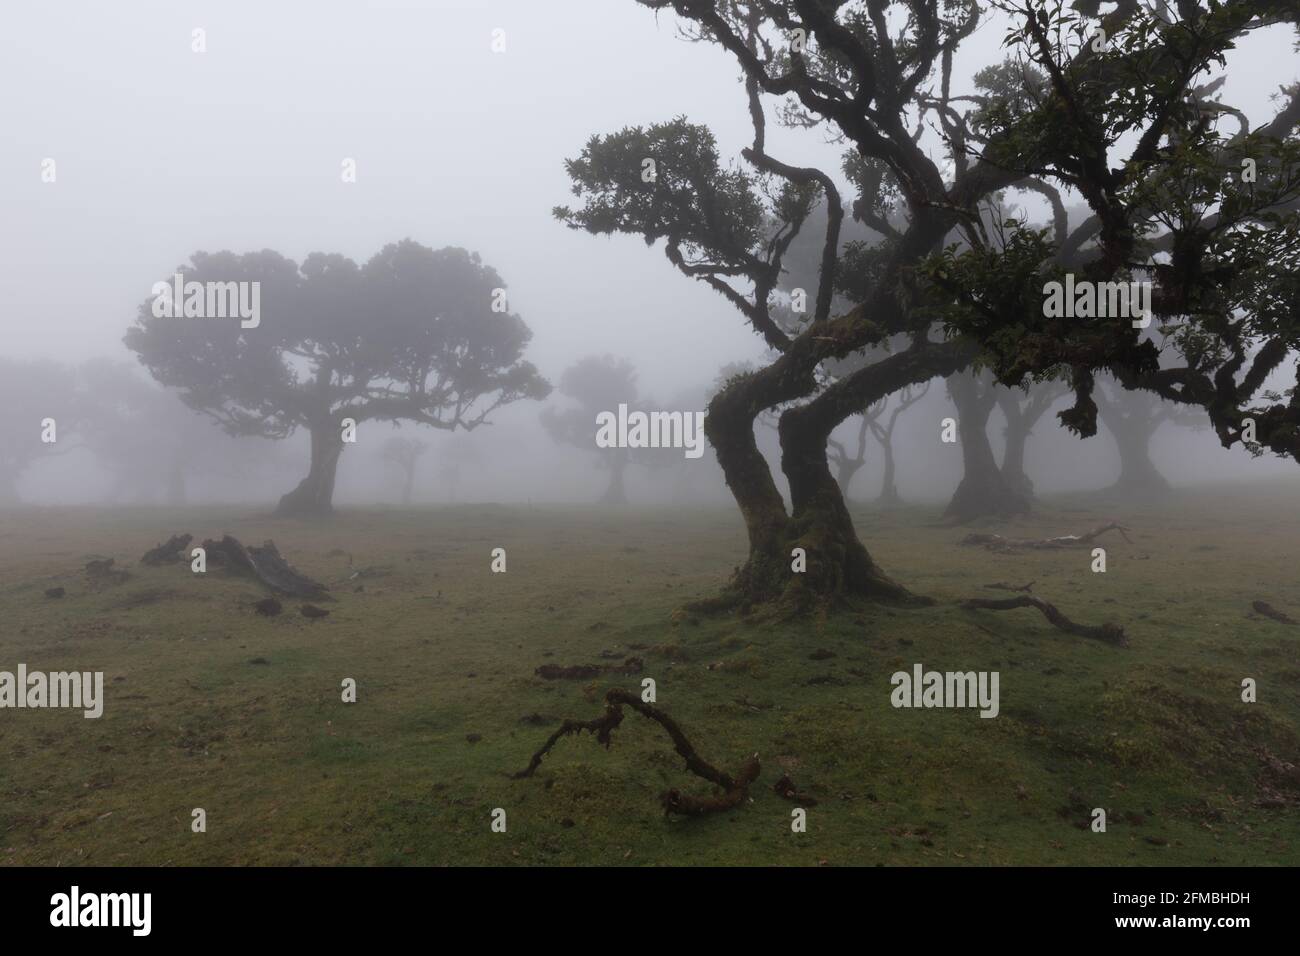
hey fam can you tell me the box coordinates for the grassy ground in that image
[1,484,1297,866]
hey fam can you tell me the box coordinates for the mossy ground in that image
[1,484,1297,866]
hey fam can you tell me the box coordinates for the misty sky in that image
[3,2,1293,394]
[2,2,1296,504]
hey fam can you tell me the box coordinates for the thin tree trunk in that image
[877,436,900,505]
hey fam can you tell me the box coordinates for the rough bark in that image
[945,372,1031,522]
[698,342,969,613]
[695,374,797,611]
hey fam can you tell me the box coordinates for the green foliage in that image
[554,118,765,267]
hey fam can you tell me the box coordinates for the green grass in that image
[1,486,1297,866]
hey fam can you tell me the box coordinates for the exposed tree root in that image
[534,658,643,680]
[959,595,1128,646]
[983,581,1035,592]
[1252,600,1297,625]
[140,533,193,566]
[201,535,332,600]
[512,688,760,817]
[961,521,1132,553]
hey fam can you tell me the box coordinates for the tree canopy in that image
[125,239,551,514]
[558,0,1300,610]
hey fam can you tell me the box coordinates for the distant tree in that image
[75,360,284,505]
[0,359,79,505]
[125,240,550,516]
[433,432,482,504]
[1093,377,1204,496]
[995,379,1068,501]
[868,383,930,505]
[542,355,647,504]
[826,398,884,498]
[944,369,1030,521]
[381,435,429,506]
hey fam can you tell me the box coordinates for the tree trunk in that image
[835,458,864,498]
[600,455,629,505]
[877,437,901,505]
[945,373,1030,522]
[276,421,344,517]
[999,411,1034,500]
[780,412,918,610]
[694,343,967,612]
[1107,417,1169,495]
[696,381,793,609]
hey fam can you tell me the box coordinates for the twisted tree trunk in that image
[877,436,900,505]
[698,342,967,612]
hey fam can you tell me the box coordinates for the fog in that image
[2,0,1294,510]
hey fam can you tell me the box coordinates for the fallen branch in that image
[1252,600,1297,625]
[959,595,1127,646]
[982,581,1035,593]
[512,688,759,817]
[201,535,332,600]
[962,521,1132,553]
[141,533,193,566]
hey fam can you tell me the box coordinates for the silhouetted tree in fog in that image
[381,435,429,506]
[1094,377,1203,496]
[869,383,929,505]
[995,379,1068,502]
[125,240,550,517]
[541,355,657,504]
[0,359,79,505]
